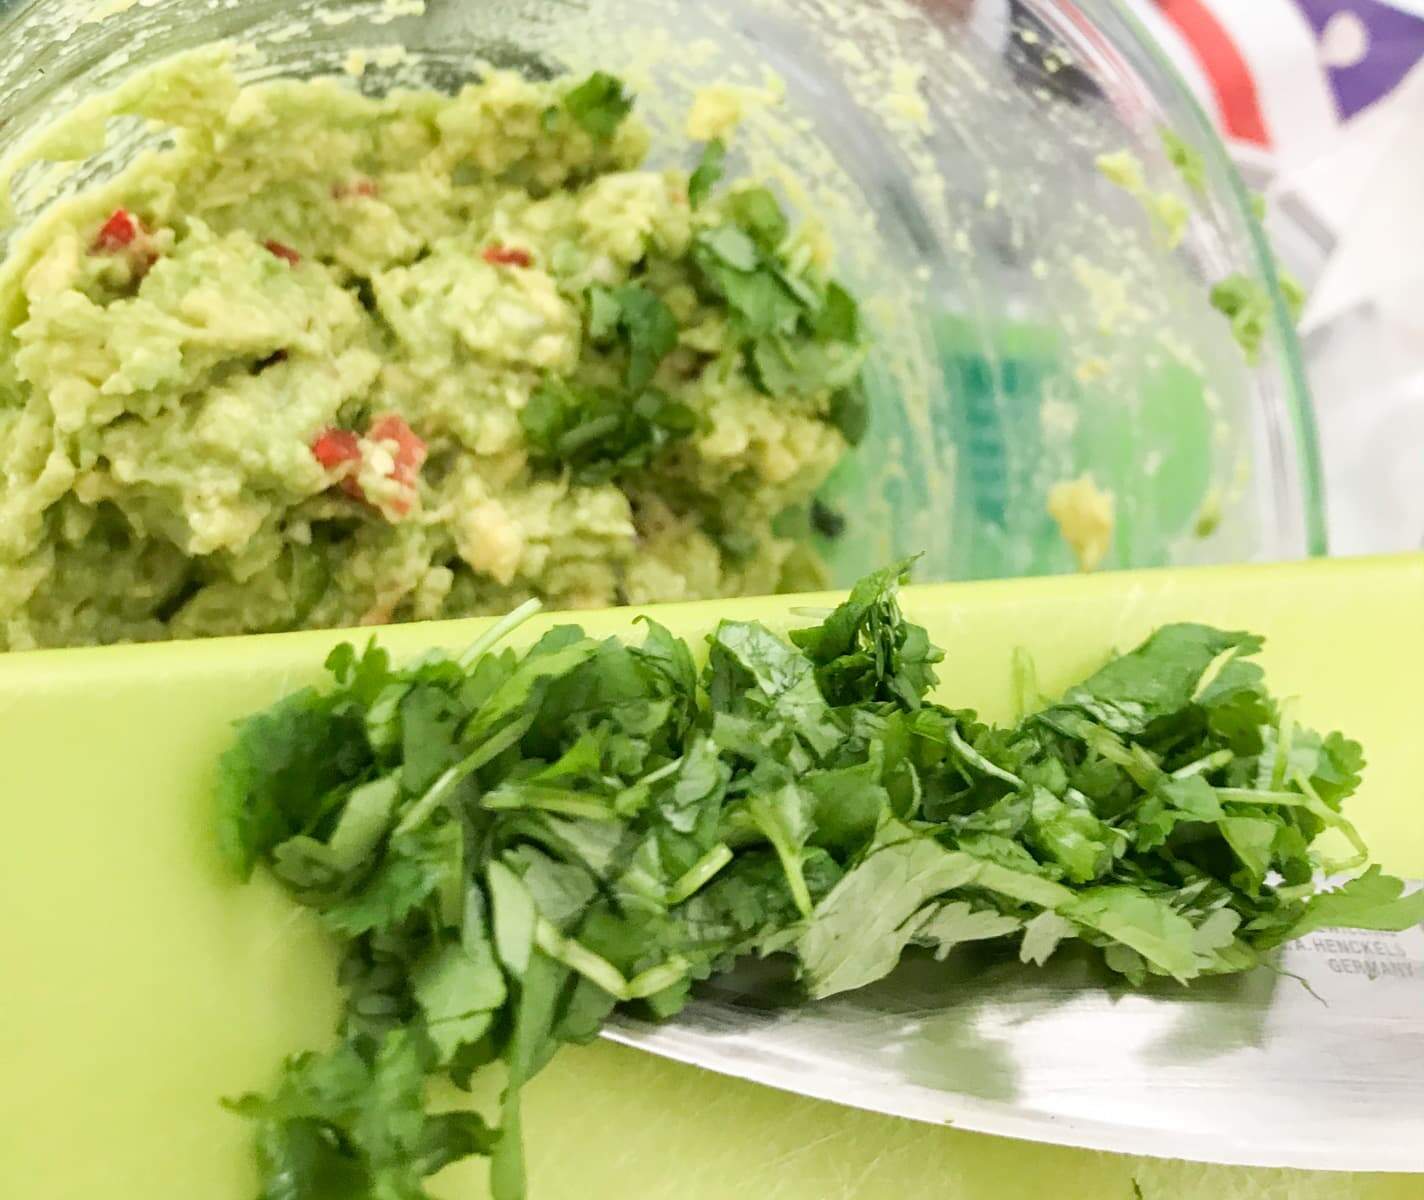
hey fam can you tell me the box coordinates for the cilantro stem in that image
[1271,703,1297,792]
[666,843,734,905]
[395,714,536,836]
[1292,772,1369,872]
[483,788,620,821]
[637,757,685,788]
[1011,646,1044,722]
[1216,788,1309,806]
[1171,749,1234,780]
[1082,725,1162,789]
[747,795,814,918]
[627,956,692,1000]
[946,723,1023,788]
[458,598,544,670]
[534,917,630,999]
[1220,780,1370,874]
[1191,644,1244,702]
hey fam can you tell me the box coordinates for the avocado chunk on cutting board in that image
[2,557,1421,1199]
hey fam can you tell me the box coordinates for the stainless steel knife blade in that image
[606,915,1424,1172]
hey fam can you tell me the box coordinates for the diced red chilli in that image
[368,413,428,486]
[311,428,361,470]
[482,244,534,269]
[333,178,379,200]
[312,419,425,515]
[264,240,302,265]
[93,209,140,253]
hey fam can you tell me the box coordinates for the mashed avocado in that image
[0,52,867,650]
[1047,474,1116,573]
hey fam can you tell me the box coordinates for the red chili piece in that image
[311,428,364,501]
[311,418,426,515]
[311,428,361,470]
[333,178,379,200]
[368,413,429,493]
[91,209,160,280]
[93,209,139,253]
[264,240,302,265]
[482,244,534,269]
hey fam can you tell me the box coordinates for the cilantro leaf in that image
[216,689,372,880]
[689,139,726,208]
[563,72,633,141]
[400,685,464,795]
[726,187,789,252]
[828,380,870,446]
[1284,867,1424,943]
[791,556,941,709]
[1019,910,1077,966]
[916,900,1022,959]
[414,937,507,1063]
[697,225,759,271]
[585,284,679,391]
[1053,623,1264,737]
[1063,887,1200,983]
[228,1032,498,1200]
[814,282,860,343]
[520,379,695,484]
[585,285,623,343]
[798,820,983,998]
[322,821,462,938]
[705,619,844,759]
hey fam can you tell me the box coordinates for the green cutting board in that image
[3,556,1422,1199]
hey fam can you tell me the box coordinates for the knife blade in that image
[607,902,1424,1172]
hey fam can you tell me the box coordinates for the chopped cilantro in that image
[726,186,789,252]
[690,188,868,408]
[814,281,860,343]
[586,284,679,391]
[689,139,727,209]
[520,378,695,484]
[220,560,1419,1197]
[563,71,634,141]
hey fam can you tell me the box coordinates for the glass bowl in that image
[0,0,1325,596]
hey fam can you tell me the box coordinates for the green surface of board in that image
[2,556,1421,1199]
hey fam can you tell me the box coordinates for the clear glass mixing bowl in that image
[0,0,1325,591]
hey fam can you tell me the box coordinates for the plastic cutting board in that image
[2,555,1421,1200]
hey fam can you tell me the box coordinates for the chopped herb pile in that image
[218,561,1423,1198]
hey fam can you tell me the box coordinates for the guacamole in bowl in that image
[0,50,866,650]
